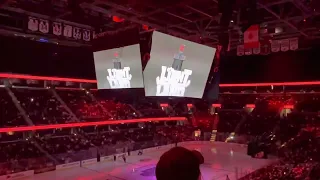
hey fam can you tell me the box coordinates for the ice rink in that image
[26,142,276,180]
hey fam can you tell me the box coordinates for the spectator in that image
[156,147,202,180]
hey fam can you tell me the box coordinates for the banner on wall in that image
[289,38,299,50]
[83,30,91,41]
[271,40,281,52]
[73,27,81,40]
[53,22,62,36]
[244,48,252,55]
[237,38,299,56]
[281,39,290,52]
[28,17,39,32]
[63,24,73,38]
[27,16,92,42]
[237,45,244,56]
[244,25,260,49]
[39,19,49,34]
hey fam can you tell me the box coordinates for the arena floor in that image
[25,142,276,180]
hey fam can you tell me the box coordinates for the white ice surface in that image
[23,142,276,180]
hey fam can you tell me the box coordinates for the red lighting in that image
[245,104,256,108]
[212,104,221,108]
[160,103,169,107]
[0,73,97,83]
[220,81,320,87]
[1,73,320,87]
[0,117,186,133]
[112,16,124,22]
[187,104,193,107]
[114,52,119,58]
[142,24,149,30]
[284,104,294,109]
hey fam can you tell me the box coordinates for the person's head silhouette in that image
[156,147,203,180]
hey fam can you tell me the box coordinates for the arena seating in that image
[0,86,319,179]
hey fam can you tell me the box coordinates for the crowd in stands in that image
[1,87,189,128]
[0,122,195,175]
[12,88,73,125]
[240,128,320,180]
[0,86,319,179]
[234,95,320,180]
[0,89,25,127]
[57,90,108,121]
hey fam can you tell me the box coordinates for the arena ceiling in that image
[0,0,319,49]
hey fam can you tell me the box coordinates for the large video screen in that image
[143,31,216,98]
[93,44,144,89]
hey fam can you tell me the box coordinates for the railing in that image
[0,139,177,176]
[0,138,284,180]
[0,132,283,177]
[0,156,55,175]
[215,132,255,144]
[0,135,225,176]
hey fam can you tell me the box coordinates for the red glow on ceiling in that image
[212,104,222,108]
[112,16,124,22]
[0,117,186,133]
[1,73,320,87]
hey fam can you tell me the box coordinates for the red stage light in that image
[245,104,256,108]
[112,16,125,22]
[284,104,294,109]
[0,117,186,133]
[142,24,149,30]
[212,104,222,108]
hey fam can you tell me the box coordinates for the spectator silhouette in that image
[156,147,203,180]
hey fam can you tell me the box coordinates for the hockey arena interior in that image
[0,0,320,180]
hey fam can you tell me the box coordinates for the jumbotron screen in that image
[93,44,144,89]
[143,31,216,98]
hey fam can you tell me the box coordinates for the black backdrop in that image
[0,35,319,83]
[220,48,320,83]
[0,36,95,79]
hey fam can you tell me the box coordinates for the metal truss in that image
[0,0,319,48]
[81,0,319,48]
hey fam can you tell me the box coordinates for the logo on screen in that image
[106,50,133,89]
[155,44,192,96]
[106,67,132,88]
[156,66,192,96]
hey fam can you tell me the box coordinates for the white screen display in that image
[143,31,216,98]
[94,44,144,89]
